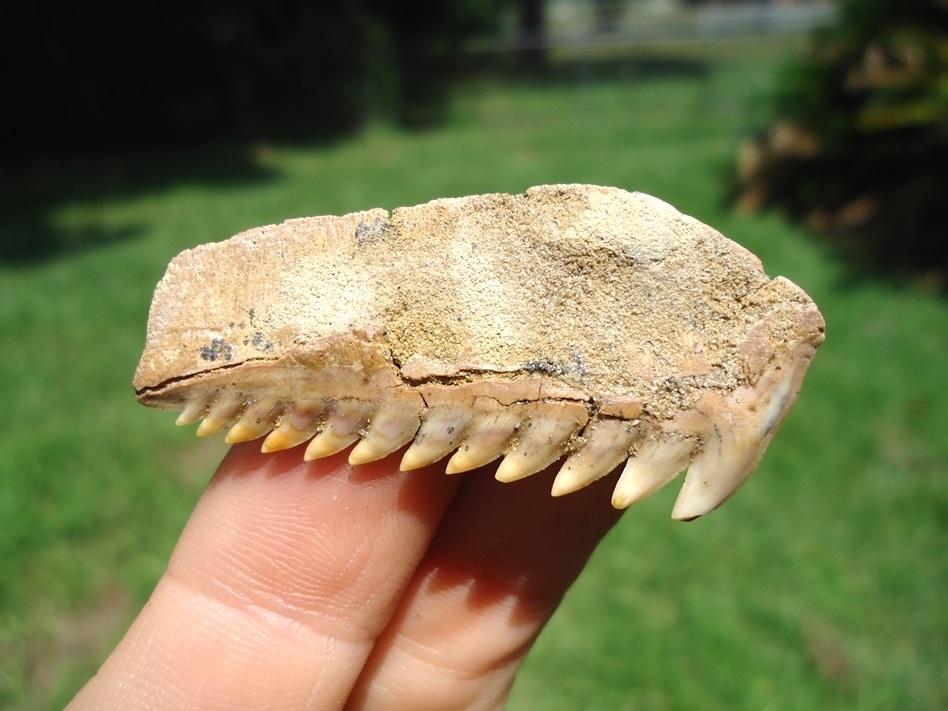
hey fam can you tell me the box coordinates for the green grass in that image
[2,47,947,710]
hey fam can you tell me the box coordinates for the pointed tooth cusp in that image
[261,404,326,453]
[611,435,695,510]
[670,427,752,521]
[400,407,476,471]
[670,395,785,520]
[195,395,245,436]
[445,409,522,474]
[176,398,207,426]
[494,402,588,483]
[552,418,638,497]
[304,429,359,461]
[348,398,423,465]
[670,346,816,520]
[303,399,373,461]
[225,399,282,444]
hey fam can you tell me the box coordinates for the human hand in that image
[68,441,623,710]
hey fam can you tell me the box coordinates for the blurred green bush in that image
[735,0,948,285]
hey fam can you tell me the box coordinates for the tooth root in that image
[225,399,282,444]
[400,407,476,471]
[176,399,207,426]
[495,403,588,483]
[261,405,326,453]
[445,409,521,474]
[348,402,422,465]
[611,435,695,509]
[303,400,372,461]
[671,427,761,521]
[552,419,638,496]
[196,395,245,436]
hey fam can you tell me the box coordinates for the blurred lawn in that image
[2,43,946,710]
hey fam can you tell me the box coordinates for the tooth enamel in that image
[400,407,476,471]
[671,353,811,520]
[671,432,749,521]
[225,399,282,443]
[303,400,372,461]
[494,402,588,483]
[611,435,695,509]
[552,418,638,496]
[261,427,307,453]
[261,405,326,453]
[348,399,422,465]
[196,395,245,436]
[176,399,207,426]
[304,429,359,460]
[444,409,522,474]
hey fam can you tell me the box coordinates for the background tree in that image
[735,0,948,285]
[5,0,500,160]
[515,0,548,75]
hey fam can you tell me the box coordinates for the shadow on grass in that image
[1,50,710,266]
[0,144,282,265]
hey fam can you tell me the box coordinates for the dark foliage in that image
[735,0,948,285]
[4,0,499,162]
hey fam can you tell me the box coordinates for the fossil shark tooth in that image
[444,409,522,474]
[348,397,424,465]
[552,418,640,497]
[260,404,327,453]
[303,399,374,461]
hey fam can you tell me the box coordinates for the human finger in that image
[345,463,624,710]
[68,442,460,711]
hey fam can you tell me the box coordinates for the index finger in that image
[69,442,460,710]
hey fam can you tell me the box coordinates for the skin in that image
[68,441,624,710]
